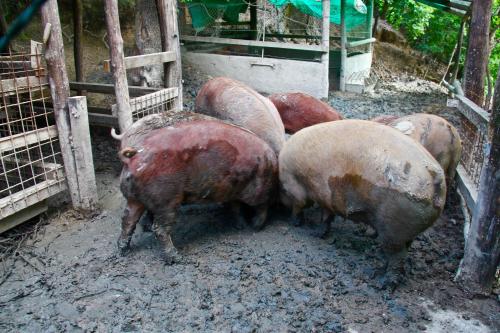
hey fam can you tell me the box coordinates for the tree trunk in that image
[463,0,492,106]
[455,70,500,295]
[134,0,163,87]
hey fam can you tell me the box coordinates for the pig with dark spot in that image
[279,120,446,288]
[195,77,286,154]
[269,92,343,134]
[117,120,278,263]
[371,114,400,125]
[388,113,462,184]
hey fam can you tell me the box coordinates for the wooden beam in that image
[30,40,43,75]
[88,112,118,127]
[104,0,133,133]
[0,201,48,234]
[0,75,48,95]
[347,38,377,48]
[156,0,183,110]
[73,0,84,94]
[456,164,478,210]
[456,94,490,134]
[68,96,98,210]
[181,35,329,52]
[0,126,58,152]
[69,81,159,96]
[339,0,347,91]
[103,51,176,72]
[41,0,81,208]
[321,0,330,98]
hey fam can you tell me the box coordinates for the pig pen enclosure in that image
[1,0,500,332]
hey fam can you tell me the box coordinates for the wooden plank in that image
[0,75,48,94]
[339,0,347,91]
[69,81,159,96]
[456,164,478,211]
[181,35,328,52]
[88,112,118,127]
[456,94,490,134]
[156,0,183,110]
[30,40,43,73]
[0,177,66,219]
[68,96,98,210]
[0,201,48,234]
[104,0,133,133]
[320,0,330,98]
[0,126,58,152]
[347,38,377,48]
[41,0,80,209]
[103,51,176,72]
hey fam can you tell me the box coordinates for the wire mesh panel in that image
[0,44,66,220]
[457,114,486,188]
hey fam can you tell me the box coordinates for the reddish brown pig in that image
[117,120,278,263]
[195,77,286,154]
[269,92,343,133]
[279,120,446,288]
[388,113,462,183]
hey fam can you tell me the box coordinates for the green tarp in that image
[187,0,368,32]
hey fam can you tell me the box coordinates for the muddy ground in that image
[1,36,499,332]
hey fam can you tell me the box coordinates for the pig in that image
[388,113,462,183]
[111,111,222,230]
[117,120,278,263]
[269,92,343,134]
[195,77,286,154]
[370,114,400,125]
[279,120,446,288]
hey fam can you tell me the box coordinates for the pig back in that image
[280,120,446,211]
[389,113,461,179]
[195,77,285,154]
[122,120,278,207]
[269,92,343,134]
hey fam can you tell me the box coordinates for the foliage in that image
[377,0,500,96]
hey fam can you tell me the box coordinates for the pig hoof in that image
[117,239,131,256]
[234,217,247,230]
[163,248,182,265]
[375,272,403,292]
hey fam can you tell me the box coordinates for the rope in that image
[0,0,49,52]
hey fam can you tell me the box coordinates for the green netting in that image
[187,0,249,32]
[187,0,368,33]
[269,0,367,28]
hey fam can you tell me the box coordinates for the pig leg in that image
[231,202,248,230]
[140,210,154,232]
[117,199,146,255]
[318,212,335,239]
[251,203,269,230]
[291,204,305,227]
[376,245,408,291]
[153,208,181,265]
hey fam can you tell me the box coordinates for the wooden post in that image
[156,0,183,111]
[455,70,500,295]
[321,0,330,98]
[250,0,257,40]
[339,0,347,92]
[73,0,84,95]
[68,96,98,210]
[463,0,492,106]
[104,0,133,132]
[40,0,80,207]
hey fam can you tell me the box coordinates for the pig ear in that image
[121,147,137,159]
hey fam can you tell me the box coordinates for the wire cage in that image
[0,43,66,220]
[457,114,486,188]
[130,88,179,121]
